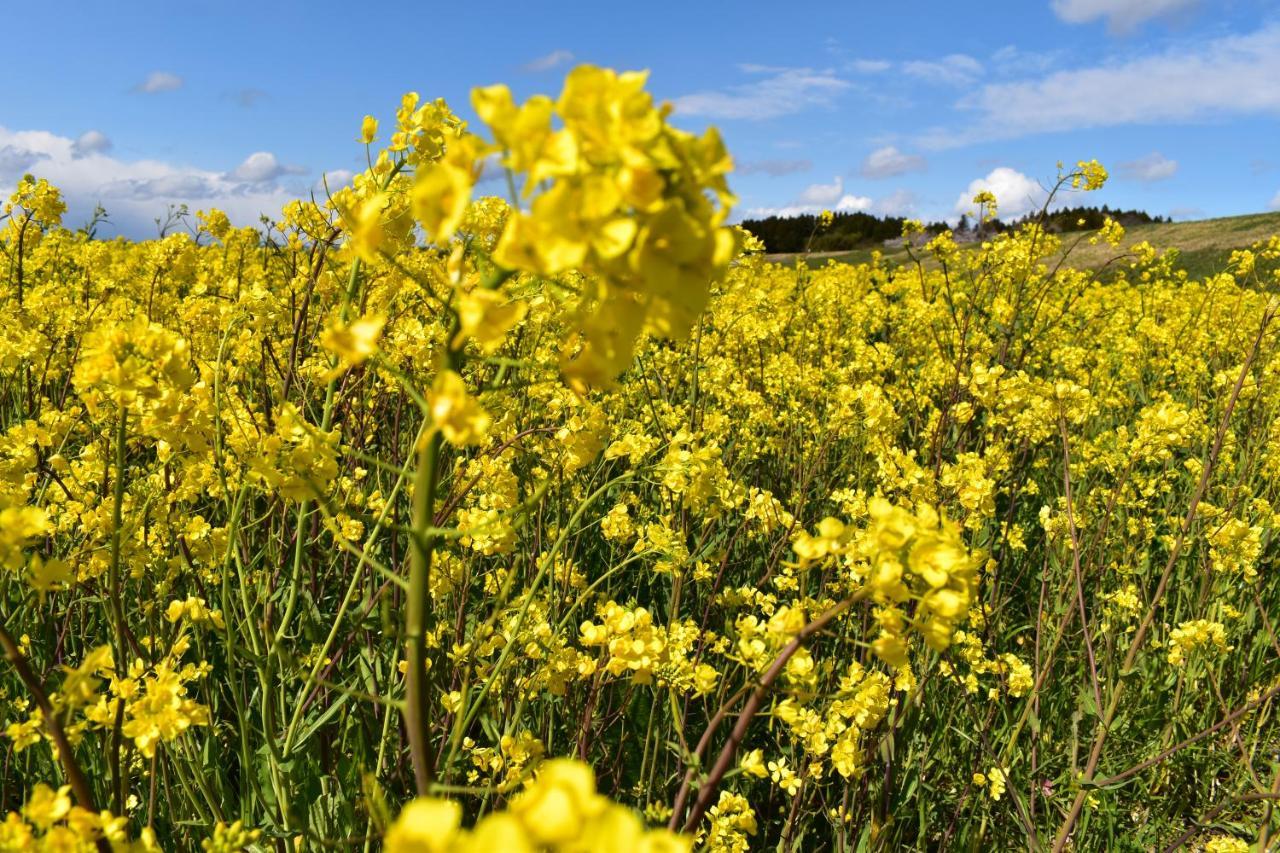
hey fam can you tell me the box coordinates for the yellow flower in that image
[22,784,71,830]
[384,798,461,853]
[361,115,379,144]
[412,161,473,244]
[26,554,72,595]
[428,370,492,447]
[986,767,1007,801]
[343,192,392,263]
[453,289,527,354]
[467,813,533,852]
[509,758,606,845]
[320,312,386,375]
[740,748,768,779]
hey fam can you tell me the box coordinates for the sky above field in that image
[2,0,1278,237]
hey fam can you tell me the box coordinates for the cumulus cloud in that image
[71,130,112,158]
[313,170,355,195]
[745,177,882,218]
[796,177,865,208]
[228,151,306,184]
[872,189,919,217]
[1050,0,1198,33]
[861,146,927,178]
[954,167,1048,219]
[737,159,812,177]
[134,71,184,93]
[1118,151,1178,182]
[0,125,299,237]
[0,145,49,175]
[674,66,851,121]
[101,174,222,201]
[932,24,1280,146]
[901,54,983,87]
[522,50,574,73]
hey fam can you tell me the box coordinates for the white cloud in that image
[1051,0,1198,33]
[990,45,1060,75]
[0,125,298,237]
[954,167,1048,220]
[797,177,850,208]
[314,170,355,195]
[873,189,919,217]
[902,54,983,87]
[228,151,306,183]
[1118,151,1178,182]
[861,146,927,178]
[923,24,1280,148]
[72,130,112,158]
[1270,190,1280,211]
[836,194,873,212]
[737,159,812,177]
[850,59,891,73]
[0,145,49,175]
[134,71,184,93]
[522,50,574,73]
[673,66,850,120]
[745,177,882,218]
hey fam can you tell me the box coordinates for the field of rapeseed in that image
[1,66,1278,852]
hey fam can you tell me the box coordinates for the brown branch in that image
[0,624,111,852]
[680,596,857,834]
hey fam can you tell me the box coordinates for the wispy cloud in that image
[1270,189,1280,211]
[861,146,927,178]
[990,45,1060,75]
[922,24,1280,148]
[232,88,268,108]
[849,59,891,73]
[901,54,982,87]
[1051,0,1199,34]
[133,71,184,94]
[737,159,812,177]
[1118,151,1178,182]
[673,66,851,121]
[522,50,575,73]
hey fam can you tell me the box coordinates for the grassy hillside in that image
[768,210,1280,278]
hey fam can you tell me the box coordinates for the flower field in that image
[1,66,1278,851]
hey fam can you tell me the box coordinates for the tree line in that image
[742,205,1169,254]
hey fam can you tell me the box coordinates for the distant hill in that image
[765,210,1280,281]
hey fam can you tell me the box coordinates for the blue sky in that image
[2,0,1278,236]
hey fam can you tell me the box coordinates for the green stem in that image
[107,409,129,814]
[405,428,444,794]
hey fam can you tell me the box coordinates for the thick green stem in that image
[404,429,443,794]
[107,410,129,813]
